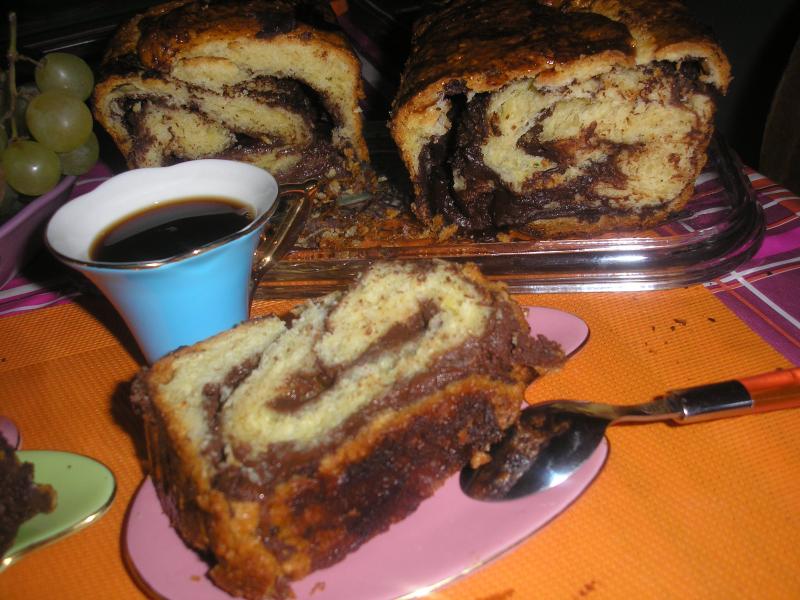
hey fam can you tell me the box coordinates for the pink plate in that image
[124,307,603,599]
[526,305,589,357]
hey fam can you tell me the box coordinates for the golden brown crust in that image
[392,2,634,115]
[132,321,292,599]
[563,0,731,88]
[393,0,728,117]
[131,1,353,72]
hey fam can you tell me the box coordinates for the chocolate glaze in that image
[416,95,475,229]
[392,0,634,111]
[269,368,335,413]
[120,97,160,165]
[113,75,318,140]
[136,1,337,71]
[516,106,567,164]
[270,391,505,572]
[255,1,339,38]
[265,140,349,183]
[111,72,348,179]
[241,304,434,423]
[201,354,262,463]
[100,52,144,78]
[131,372,213,551]
[232,76,321,129]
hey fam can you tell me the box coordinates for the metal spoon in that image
[461,367,800,501]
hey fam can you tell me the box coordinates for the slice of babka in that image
[389,0,731,236]
[131,259,563,599]
[0,436,56,559]
[94,0,373,198]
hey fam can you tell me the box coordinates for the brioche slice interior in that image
[93,0,371,196]
[419,62,714,231]
[136,260,563,600]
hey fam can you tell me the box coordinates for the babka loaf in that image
[389,0,731,236]
[131,260,563,599]
[94,0,372,197]
[0,436,56,558]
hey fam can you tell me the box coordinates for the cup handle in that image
[250,180,315,299]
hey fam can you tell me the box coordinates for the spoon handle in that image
[670,367,800,423]
[741,368,800,413]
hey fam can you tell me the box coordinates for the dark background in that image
[3,0,799,184]
[683,0,800,176]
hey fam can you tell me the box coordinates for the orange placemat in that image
[1,286,798,599]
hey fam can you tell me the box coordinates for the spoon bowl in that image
[461,404,608,500]
[463,367,800,501]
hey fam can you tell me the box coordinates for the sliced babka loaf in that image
[389,0,731,236]
[94,0,372,198]
[131,259,563,599]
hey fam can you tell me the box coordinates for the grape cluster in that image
[1,53,99,199]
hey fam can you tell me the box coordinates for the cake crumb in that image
[309,581,326,595]
[577,579,598,597]
[476,589,515,600]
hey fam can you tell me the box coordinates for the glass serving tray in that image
[256,128,764,298]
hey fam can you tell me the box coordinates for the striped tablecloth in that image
[2,163,798,366]
[707,171,800,364]
[0,164,115,316]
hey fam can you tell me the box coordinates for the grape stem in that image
[6,12,18,139]
[17,55,41,68]
[3,13,40,140]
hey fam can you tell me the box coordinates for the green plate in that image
[1,450,116,570]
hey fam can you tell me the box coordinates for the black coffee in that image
[90,197,253,263]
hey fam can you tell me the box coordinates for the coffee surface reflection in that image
[90,197,252,263]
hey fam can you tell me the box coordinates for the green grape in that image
[35,52,95,101]
[26,90,93,153]
[58,130,99,175]
[0,128,7,153]
[2,139,61,196]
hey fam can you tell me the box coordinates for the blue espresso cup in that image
[45,160,308,364]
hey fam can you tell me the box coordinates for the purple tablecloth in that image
[706,170,800,364]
